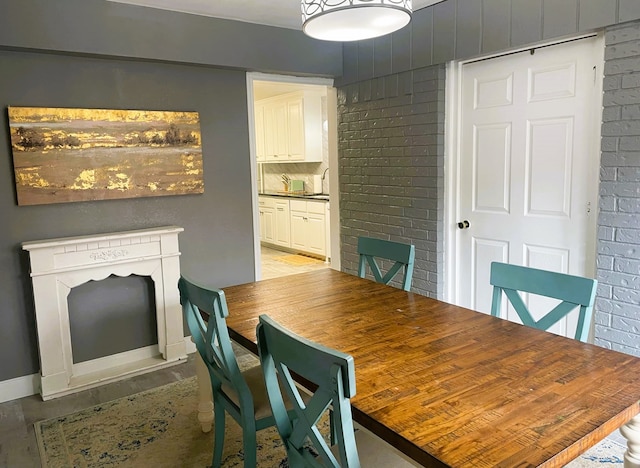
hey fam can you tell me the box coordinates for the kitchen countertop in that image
[259,191,329,201]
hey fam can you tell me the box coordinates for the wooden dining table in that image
[197,268,640,467]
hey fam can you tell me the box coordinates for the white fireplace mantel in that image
[23,226,187,400]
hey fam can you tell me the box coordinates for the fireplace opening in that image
[67,274,157,364]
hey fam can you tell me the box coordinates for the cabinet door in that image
[263,105,276,160]
[306,212,326,256]
[262,207,275,244]
[274,200,290,247]
[287,97,304,161]
[290,210,307,251]
[254,104,266,162]
[272,100,288,161]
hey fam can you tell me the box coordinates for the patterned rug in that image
[35,376,626,468]
[35,376,291,468]
[566,437,626,467]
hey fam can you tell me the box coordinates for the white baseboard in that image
[0,336,197,403]
[185,337,196,354]
[0,372,39,404]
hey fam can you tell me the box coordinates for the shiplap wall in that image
[337,0,640,86]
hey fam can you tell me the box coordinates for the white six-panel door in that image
[452,36,603,338]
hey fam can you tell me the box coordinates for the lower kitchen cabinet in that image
[258,197,275,244]
[290,199,326,257]
[274,199,290,247]
[259,196,327,258]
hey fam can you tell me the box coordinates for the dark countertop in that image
[259,191,329,201]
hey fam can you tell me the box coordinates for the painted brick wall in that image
[337,20,640,356]
[337,66,446,297]
[596,22,640,357]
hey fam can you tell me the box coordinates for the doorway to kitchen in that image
[246,72,339,280]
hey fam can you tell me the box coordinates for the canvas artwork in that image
[8,106,204,205]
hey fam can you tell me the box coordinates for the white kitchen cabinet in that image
[254,103,266,162]
[286,97,305,160]
[255,91,323,163]
[274,199,290,247]
[259,196,290,248]
[259,196,328,259]
[290,199,326,257]
[258,197,275,244]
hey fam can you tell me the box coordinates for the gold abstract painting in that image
[8,106,204,205]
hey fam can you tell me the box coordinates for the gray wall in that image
[338,67,445,297]
[0,0,341,383]
[338,0,640,86]
[336,0,640,357]
[0,0,341,77]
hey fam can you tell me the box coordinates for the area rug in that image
[566,437,625,467]
[35,376,289,468]
[273,254,323,266]
[35,376,625,468]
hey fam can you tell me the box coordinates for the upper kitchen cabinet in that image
[255,103,266,162]
[256,90,323,163]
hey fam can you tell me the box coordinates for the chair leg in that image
[212,399,226,468]
[242,423,257,468]
[195,351,214,432]
[330,409,336,446]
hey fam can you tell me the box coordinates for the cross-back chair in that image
[256,314,416,467]
[357,236,415,291]
[178,276,281,468]
[489,262,597,342]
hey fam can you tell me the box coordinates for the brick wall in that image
[596,22,640,357]
[337,21,640,356]
[337,65,446,297]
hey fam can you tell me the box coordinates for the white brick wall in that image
[596,22,640,356]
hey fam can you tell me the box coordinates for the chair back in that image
[357,236,415,291]
[257,314,359,468]
[178,276,251,413]
[489,262,597,342]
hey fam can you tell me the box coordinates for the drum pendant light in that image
[302,0,412,42]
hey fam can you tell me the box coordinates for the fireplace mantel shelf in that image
[23,225,184,250]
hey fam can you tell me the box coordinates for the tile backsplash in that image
[261,162,329,194]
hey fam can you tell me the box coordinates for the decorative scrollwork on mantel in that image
[90,249,129,262]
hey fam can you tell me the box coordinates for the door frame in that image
[443,33,605,304]
[246,72,338,280]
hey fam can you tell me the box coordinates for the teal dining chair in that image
[256,314,417,467]
[357,236,415,291]
[178,276,281,468]
[489,262,597,342]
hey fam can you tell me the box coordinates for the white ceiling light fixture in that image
[302,0,413,42]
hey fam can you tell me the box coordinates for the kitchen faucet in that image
[321,167,329,181]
